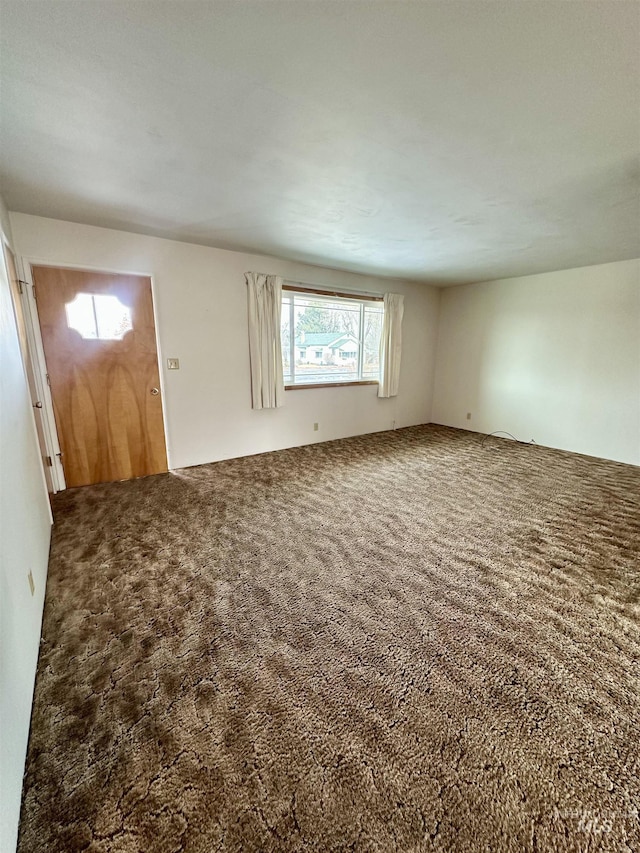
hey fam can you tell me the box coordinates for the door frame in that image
[16,258,170,490]
[1,237,58,493]
[12,255,66,491]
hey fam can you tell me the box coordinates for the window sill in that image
[285,380,379,391]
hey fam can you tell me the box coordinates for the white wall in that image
[0,200,52,852]
[9,213,440,470]
[432,259,640,465]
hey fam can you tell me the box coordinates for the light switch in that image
[167,358,180,370]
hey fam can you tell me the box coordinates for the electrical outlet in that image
[466,412,472,420]
[28,570,35,596]
[313,422,319,431]
[167,358,180,370]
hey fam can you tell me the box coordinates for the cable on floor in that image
[480,430,537,449]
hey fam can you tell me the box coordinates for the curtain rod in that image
[283,278,384,301]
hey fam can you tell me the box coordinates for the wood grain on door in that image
[33,266,168,487]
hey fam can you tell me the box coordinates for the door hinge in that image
[17,279,29,295]
[46,373,51,387]
[45,456,53,467]
[32,284,37,299]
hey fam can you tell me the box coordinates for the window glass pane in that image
[281,294,292,384]
[95,295,133,339]
[65,293,98,339]
[363,304,383,379]
[65,293,133,340]
[294,295,360,384]
[283,290,382,386]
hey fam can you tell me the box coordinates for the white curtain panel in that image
[378,292,404,398]
[245,272,284,409]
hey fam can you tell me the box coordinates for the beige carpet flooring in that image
[18,425,640,852]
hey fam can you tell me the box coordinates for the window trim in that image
[285,379,378,391]
[282,285,382,390]
[282,284,383,303]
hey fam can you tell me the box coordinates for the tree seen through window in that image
[282,290,382,386]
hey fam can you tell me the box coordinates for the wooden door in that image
[33,266,168,487]
[2,246,55,492]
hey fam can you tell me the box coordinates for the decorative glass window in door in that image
[65,293,133,340]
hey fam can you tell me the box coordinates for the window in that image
[65,292,133,340]
[282,288,383,387]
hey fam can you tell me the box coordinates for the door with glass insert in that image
[32,266,168,487]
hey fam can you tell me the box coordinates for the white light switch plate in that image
[167,358,180,370]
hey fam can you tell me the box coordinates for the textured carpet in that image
[18,425,640,853]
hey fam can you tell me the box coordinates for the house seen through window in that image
[281,289,383,387]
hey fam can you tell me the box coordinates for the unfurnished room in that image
[0,2,639,852]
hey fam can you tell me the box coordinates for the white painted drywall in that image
[0,200,52,853]
[9,213,440,470]
[432,259,640,465]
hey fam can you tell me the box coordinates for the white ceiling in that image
[1,1,638,285]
